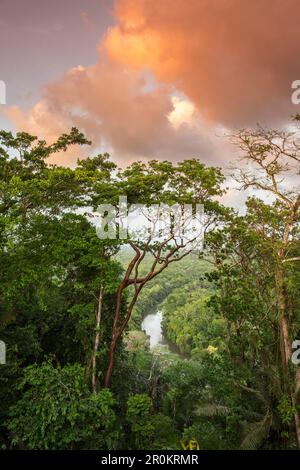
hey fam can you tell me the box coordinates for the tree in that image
[227,121,300,445]
[5,362,118,449]
[101,159,226,387]
[0,130,124,445]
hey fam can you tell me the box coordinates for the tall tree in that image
[101,159,226,387]
[231,121,300,446]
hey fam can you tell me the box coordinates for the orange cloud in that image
[4,0,298,167]
[4,51,226,166]
[105,0,300,125]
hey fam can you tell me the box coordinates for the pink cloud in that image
[5,0,299,167]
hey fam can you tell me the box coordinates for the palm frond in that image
[194,403,230,417]
[240,411,272,450]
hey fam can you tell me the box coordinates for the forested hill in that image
[118,250,218,356]
[0,125,299,450]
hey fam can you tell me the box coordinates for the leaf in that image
[240,411,272,450]
[194,403,230,417]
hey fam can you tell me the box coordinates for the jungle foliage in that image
[0,121,299,450]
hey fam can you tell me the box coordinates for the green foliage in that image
[240,412,272,450]
[5,362,119,450]
[126,394,155,449]
[126,394,179,450]
[277,395,294,426]
[0,124,299,450]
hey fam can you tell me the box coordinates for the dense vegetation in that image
[0,121,299,450]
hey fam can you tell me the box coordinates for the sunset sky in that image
[1,0,300,169]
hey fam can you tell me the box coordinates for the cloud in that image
[4,0,299,167]
[106,0,300,126]
[4,53,225,165]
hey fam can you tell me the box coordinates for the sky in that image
[1,0,300,179]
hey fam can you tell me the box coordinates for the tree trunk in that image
[103,337,117,388]
[101,238,196,388]
[291,380,300,448]
[103,282,145,387]
[92,285,104,393]
[276,263,300,448]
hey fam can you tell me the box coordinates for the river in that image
[141,310,165,349]
[141,310,187,358]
